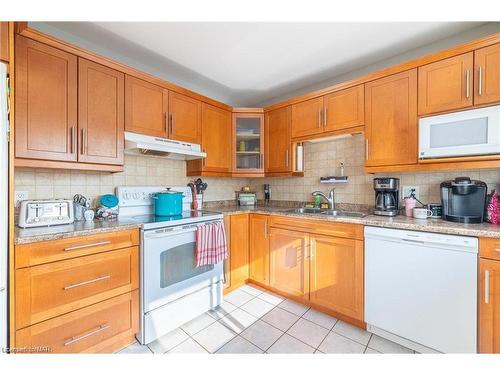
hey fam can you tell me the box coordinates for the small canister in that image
[427,203,443,218]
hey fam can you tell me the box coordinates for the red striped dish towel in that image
[196,221,228,267]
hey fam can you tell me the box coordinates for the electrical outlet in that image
[402,186,420,201]
[15,191,29,207]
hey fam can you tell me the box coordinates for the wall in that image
[14,155,248,207]
[249,134,500,206]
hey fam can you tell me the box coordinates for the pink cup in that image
[405,197,416,217]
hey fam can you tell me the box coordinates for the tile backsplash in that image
[249,134,500,206]
[14,155,248,207]
[14,134,500,208]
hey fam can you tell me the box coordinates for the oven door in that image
[142,222,224,313]
[419,105,500,159]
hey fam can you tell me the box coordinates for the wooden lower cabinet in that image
[13,229,140,353]
[249,214,270,285]
[16,291,138,354]
[269,227,309,303]
[479,257,500,353]
[309,234,364,321]
[267,217,364,324]
[228,214,250,290]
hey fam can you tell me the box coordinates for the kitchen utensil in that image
[413,208,433,219]
[152,188,184,216]
[18,199,74,228]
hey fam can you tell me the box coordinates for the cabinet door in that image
[265,106,291,173]
[418,53,473,115]
[233,113,264,174]
[169,91,201,144]
[202,103,231,173]
[0,22,8,62]
[324,85,364,132]
[78,58,124,165]
[291,97,324,139]
[269,227,309,302]
[309,234,364,321]
[365,69,418,167]
[249,214,269,285]
[479,258,500,353]
[125,75,168,138]
[15,36,78,161]
[229,214,249,289]
[475,43,500,106]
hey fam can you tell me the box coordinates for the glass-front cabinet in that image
[232,110,264,175]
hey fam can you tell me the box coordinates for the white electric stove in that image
[116,186,224,345]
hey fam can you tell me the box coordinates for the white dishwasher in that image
[364,226,478,353]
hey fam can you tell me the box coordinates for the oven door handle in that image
[144,228,197,239]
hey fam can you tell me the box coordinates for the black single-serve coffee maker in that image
[440,177,487,223]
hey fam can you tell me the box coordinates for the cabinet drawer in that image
[480,237,500,261]
[269,215,363,240]
[16,247,138,329]
[16,229,139,268]
[16,291,139,354]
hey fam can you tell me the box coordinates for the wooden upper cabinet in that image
[168,91,202,144]
[291,97,324,139]
[249,214,270,285]
[15,36,78,162]
[78,58,124,165]
[324,85,364,132]
[269,227,309,302]
[125,75,168,138]
[418,53,473,115]
[309,234,364,321]
[479,258,500,353]
[475,43,500,106]
[229,214,250,289]
[0,22,9,62]
[200,103,231,173]
[365,69,418,167]
[265,106,291,173]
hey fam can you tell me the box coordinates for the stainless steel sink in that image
[282,207,325,214]
[320,210,367,218]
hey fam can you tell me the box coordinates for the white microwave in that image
[419,105,500,159]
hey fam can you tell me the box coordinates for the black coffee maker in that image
[440,177,487,223]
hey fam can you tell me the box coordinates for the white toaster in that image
[18,199,74,228]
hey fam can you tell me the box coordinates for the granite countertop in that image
[15,204,500,245]
[15,219,141,245]
[218,204,500,239]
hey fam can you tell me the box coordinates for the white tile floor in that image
[118,284,416,354]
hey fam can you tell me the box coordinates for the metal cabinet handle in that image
[485,270,490,304]
[64,275,111,290]
[70,127,74,154]
[171,113,175,134]
[64,241,111,251]
[80,128,86,155]
[323,107,327,127]
[495,248,500,252]
[64,324,111,347]
[285,149,289,167]
[465,69,471,99]
[165,112,169,133]
[478,66,483,96]
[318,108,322,128]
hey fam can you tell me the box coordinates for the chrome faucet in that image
[312,188,336,210]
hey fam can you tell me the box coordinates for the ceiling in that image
[34,22,490,106]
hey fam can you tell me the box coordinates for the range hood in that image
[124,132,206,160]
